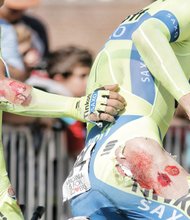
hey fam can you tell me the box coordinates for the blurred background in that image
[30,0,152,53]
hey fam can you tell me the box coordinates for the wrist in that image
[64,96,85,122]
[72,96,86,122]
[178,93,190,118]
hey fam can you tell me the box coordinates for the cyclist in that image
[63,0,190,219]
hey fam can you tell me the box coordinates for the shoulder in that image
[141,0,190,41]
[149,0,190,27]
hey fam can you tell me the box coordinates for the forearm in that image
[132,20,190,101]
[1,88,81,120]
[0,78,125,124]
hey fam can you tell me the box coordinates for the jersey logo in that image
[110,12,151,41]
[153,11,179,42]
[130,45,155,105]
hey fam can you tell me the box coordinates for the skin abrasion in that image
[0,78,32,106]
[115,145,182,197]
[157,166,180,187]
[157,172,171,187]
[9,81,28,104]
[164,165,180,176]
[125,149,155,190]
[0,89,5,96]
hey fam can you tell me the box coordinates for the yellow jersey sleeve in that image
[132,0,190,101]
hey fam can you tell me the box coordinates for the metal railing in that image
[164,124,190,171]
[2,124,74,220]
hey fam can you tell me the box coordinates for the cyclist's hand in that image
[77,84,126,124]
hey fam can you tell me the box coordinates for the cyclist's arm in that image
[0,78,125,123]
[132,3,190,101]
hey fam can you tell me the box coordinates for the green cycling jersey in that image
[86,0,190,140]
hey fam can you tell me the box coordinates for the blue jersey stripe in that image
[109,10,179,43]
[153,10,180,42]
[110,13,151,41]
[130,44,155,105]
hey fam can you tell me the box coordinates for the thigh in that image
[88,117,190,219]
[116,137,189,200]
[90,116,162,193]
[69,115,190,219]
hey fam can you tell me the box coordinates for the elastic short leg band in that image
[67,217,90,220]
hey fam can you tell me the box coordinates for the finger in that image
[108,91,126,104]
[95,96,108,107]
[106,99,125,111]
[102,84,119,92]
[104,105,118,116]
[95,102,107,112]
[88,113,100,122]
[99,113,115,123]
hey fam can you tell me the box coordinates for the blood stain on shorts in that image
[164,165,180,176]
[157,172,171,187]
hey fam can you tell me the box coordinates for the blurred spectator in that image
[20,14,49,59]
[46,45,93,157]
[0,0,42,80]
[1,0,46,126]
[13,17,49,69]
[15,23,43,69]
[4,0,49,59]
[4,45,94,158]
[47,46,93,97]
[6,0,49,68]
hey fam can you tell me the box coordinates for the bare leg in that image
[115,137,189,199]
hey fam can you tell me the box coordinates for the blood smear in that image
[164,165,180,176]
[126,150,154,189]
[9,81,25,96]
[157,172,171,187]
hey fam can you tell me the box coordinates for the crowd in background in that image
[0,2,95,217]
[1,0,95,158]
